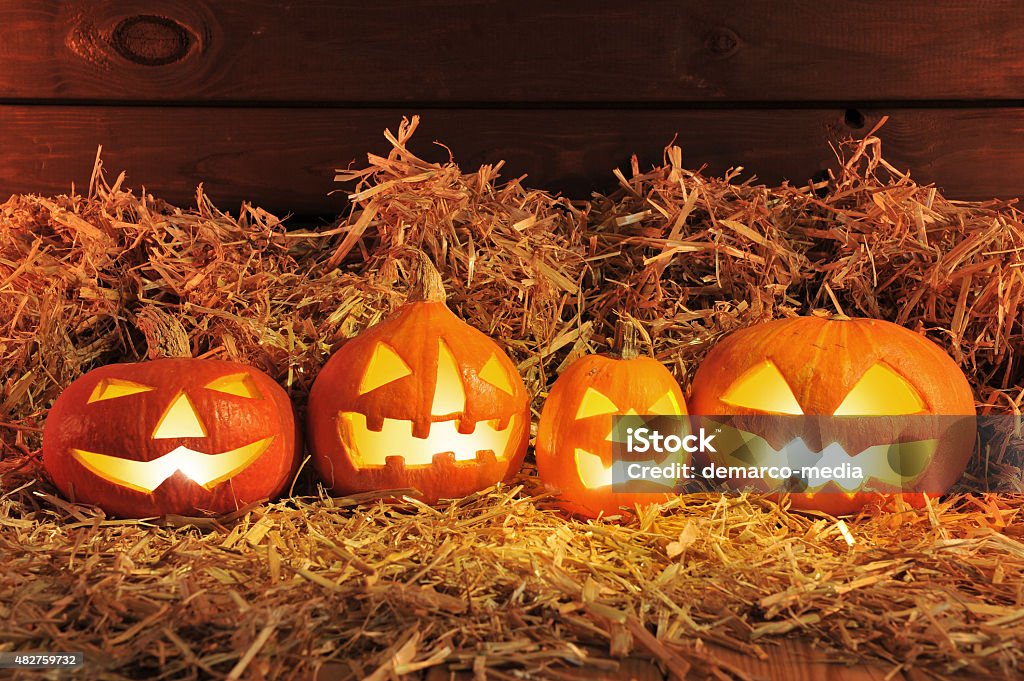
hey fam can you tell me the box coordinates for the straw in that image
[1,118,1023,679]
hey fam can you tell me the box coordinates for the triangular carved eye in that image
[647,391,682,415]
[479,354,514,395]
[88,378,154,403]
[358,342,413,395]
[575,388,619,420]
[721,361,803,415]
[833,363,926,416]
[205,373,263,399]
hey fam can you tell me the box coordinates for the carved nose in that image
[430,339,466,416]
[152,392,208,439]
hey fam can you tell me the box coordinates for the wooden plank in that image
[547,656,667,681]
[2,1,1024,103]
[0,106,845,215]
[1,106,1023,216]
[420,658,666,681]
[703,639,905,681]
[414,640,903,681]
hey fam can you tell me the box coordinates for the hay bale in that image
[592,121,1024,401]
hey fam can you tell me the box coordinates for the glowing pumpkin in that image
[688,315,977,514]
[535,324,688,518]
[43,359,300,518]
[307,258,530,503]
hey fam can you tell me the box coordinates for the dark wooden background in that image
[2,0,1023,217]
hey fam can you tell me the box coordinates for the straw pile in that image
[590,122,1024,398]
[1,117,1023,680]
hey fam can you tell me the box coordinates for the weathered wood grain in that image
[2,106,1021,215]
[704,639,904,681]
[413,640,904,681]
[0,106,845,215]
[1,1,1023,103]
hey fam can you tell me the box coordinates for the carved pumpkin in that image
[307,258,530,503]
[536,324,688,518]
[688,315,977,515]
[43,358,300,518]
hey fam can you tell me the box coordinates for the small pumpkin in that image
[536,323,689,518]
[307,256,530,503]
[688,315,977,515]
[43,358,300,518]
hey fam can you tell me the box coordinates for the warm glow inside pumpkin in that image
[337,338,521,468]
[688,315,977,514]
[307,256,530,503]
[536,324,688,518]
[721,360,928,416]
[43,359,300,518]
[569,386,684,490]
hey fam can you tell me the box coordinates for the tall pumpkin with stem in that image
[536,320,689,518]
[307,253,531,503]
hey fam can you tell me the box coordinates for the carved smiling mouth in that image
[573,448,615,489]
[72,437,275,494]
[573,448,688,490]
[712,424,937,492]
[339,412,519,468]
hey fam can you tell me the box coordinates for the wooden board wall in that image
[2,1,1023,215]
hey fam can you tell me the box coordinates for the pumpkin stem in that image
[614,318,641,360]
[408,251,447,303]
[812,308,850,321]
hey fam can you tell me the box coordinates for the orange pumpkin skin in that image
[536,353,688,519]
[688,316,976,515]
[307,300,530,504]
[43,359,300,518]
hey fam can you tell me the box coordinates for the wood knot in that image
[705,27,740,58]
[844,108,867,130]
[112,15,191,66]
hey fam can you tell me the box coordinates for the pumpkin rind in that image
[42,358,301,518]
[307,300,530,504]
[536,353,688,518]
[688,316,977,514]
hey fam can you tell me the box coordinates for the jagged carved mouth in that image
[713,424,937,492]
[573,448,614,489]
[339,412,519,468]
[72,437,275,494]
[573,447,687,490]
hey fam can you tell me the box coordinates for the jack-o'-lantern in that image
[307,257,530,504]
[43,358,300,518]
[688,315,977,515]
[536,323,688,518]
